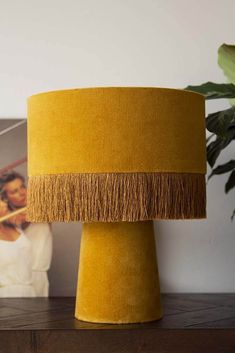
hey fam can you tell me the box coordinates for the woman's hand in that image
[0,200,27,226]
[7,209,27,226]
[0,200,9,217]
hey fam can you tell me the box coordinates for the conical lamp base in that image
[75,221,163,324]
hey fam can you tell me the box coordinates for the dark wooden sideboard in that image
[0,294,235,353]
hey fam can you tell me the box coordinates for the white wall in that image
[0,0,234,294]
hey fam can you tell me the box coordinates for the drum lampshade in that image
[26,86,207,222]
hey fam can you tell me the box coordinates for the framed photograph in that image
[0,119,79,298]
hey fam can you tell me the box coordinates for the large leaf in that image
[184,82,235,100]
[206,106,235,137]
[207,137,232,168]
[225,170,235,193]
[218,43,235,105]
[208,160,235,180]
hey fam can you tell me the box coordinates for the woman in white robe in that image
[24,222,53,297]
[0,224,36,297]
[0,199,52,297]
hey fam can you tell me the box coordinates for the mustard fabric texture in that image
[27,87,206,175]
[75,221,163,323]
[26,87,206,323]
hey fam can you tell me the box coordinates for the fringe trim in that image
[26,172,206,222]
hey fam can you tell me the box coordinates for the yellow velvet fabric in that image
[27,87,206,176]
[26,86,206,324]
[75,221,163,323]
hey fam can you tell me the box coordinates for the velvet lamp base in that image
[75,221,163,324]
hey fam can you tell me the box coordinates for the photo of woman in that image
[0,198,36,297]
[0,170,53,297]
[0,119,77,298]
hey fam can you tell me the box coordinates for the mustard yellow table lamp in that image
[26,87,207,324]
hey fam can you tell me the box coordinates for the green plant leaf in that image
[206,106,235,137]
[218,44,235,106]
[217,44,235,219]
[218,44,235,81]
[208,160,235,180]
[207,137,232,168]
[184,82,235,100]
[225,170,235,193]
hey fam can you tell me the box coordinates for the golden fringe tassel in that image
[26,172,206,222]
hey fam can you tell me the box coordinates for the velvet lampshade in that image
[26,87,207,324]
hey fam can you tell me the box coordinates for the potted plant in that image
[184,43,235,221]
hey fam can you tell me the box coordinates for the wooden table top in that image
[0,294,234,353]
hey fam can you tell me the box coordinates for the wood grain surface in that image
[0,294,234,353]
